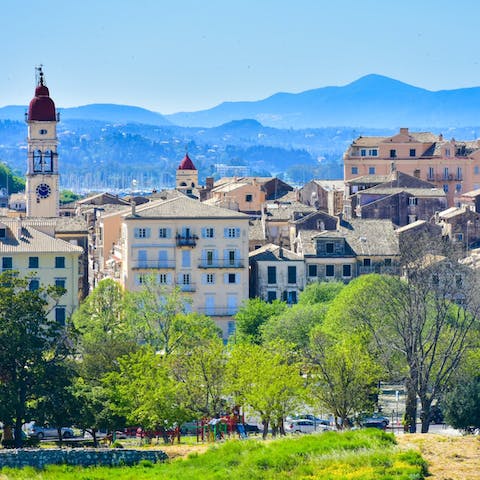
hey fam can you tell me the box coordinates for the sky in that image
[2,0,480,114]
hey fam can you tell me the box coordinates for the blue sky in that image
[2,0,480,114]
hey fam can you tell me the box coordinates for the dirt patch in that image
[397,433,480,480]
[160,442,209,460]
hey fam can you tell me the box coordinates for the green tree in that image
[127,276,218,354]
[298,281,344,305]
[60,189,82,204]
[105,347,190,442]
[170,334,227,419]
[261,303,327,351]
[0,163,25,194]
[234,298,286,344]
[0,271,72,447]
[72,279,137,380]
[307,328,382,429]
[226,342,302,438]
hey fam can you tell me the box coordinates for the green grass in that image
[0,429,428,480]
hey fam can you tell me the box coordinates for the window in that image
[245,194,253,202]
[409,149,416,157]
[351,166,358,175]
[267,291,277,302]
[432,274,439,286]
[361,149,366,157]
[55,306,66,325]
[182,250,191,268]
[456,183,462,192]
[29,279,40,291]
[138,250,148,268]
[227,321,236,336]
[134,227,150,239]
[443,167,449,180]
[202,227,215,238]
[227,273,236,284]
[408,197,418,206]
[455,275,462,287]
[55,278,66,289]
[369,149,378,157]
[267,266,277,284]
[384,258,392,266]
[326,242,334,253]
[475,166,480,175]
[158,273,168,284]
[158,228,171,238]
[224,227,240,238]
[206,273,215,284]
[413,169,420,178]
[2,257,12,270]
[443,184,449,193]
[227,250,236,266]
[158,250,169,267]
[368,167,376,175]
[135,273,147,286]
[445,148,451,157]
[325,265,335,277]
[308,264,318,277]
[227,294,238,315]
[342,264,351,277]
[285,291,297,304]
[0,228,5,238]
[363,258,371,267]
[206,250,214,266]
[287,266,296,284]
[28,256,39,268]
[182,273,191,285]
[428,167,434,179]
[390,149,396,158]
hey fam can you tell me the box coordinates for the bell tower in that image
[26,66,60,217]
[176,153,198,196]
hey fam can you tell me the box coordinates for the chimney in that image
[131,201,136,216]
[17,218,22,239]
[400,127,409,135]
[205,177,214,190]
[279,241,284,258]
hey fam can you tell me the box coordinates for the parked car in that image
[359,413,389,429]
[284,419,324,434]
[244,423,260,434]
[27,424,74,439]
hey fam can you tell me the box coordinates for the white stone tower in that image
[25,66,60,217]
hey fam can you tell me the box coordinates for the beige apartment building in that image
[0,218,82,323]
[118,195,250,339]
[344,128,480,206]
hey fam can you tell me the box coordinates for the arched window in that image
[44,150,53,172]
[33,150,42,172]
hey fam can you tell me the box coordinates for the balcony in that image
[428,173,462,182]
[177,282,196,292]
[199,259,245,268]
[197,307,238,316]
[132,260,176,269]
[176,234,198,247]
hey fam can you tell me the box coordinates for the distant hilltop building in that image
[344,127,480,207]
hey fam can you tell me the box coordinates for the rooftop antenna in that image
[35,64,44,86]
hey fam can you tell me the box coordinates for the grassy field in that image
[0,429,427,480]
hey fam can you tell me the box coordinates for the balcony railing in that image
[197,307,238,316]
[358,265,400,275]
[428,173,462,182]
[177,282,196,292]
[198,259,244,268]
[132,260,176,269]
[176,234,198,247]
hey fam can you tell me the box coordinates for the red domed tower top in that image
[27,67,56,122]
[178,153,197,170]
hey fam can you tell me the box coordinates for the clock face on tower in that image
[36,183,51,199]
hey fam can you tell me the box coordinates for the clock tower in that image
[26,66,60,217]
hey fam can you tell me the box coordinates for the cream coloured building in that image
[0,218,82,323]
[118,195,250,339]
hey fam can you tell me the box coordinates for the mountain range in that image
[166,74,480,128]
[2,74,480,129]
